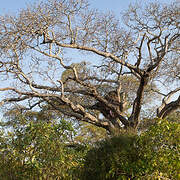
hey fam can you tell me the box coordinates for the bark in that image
[0,0,179,134]
[157,95,180,119]
[128,73,149,128]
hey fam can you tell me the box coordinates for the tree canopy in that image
[0,0,179,133]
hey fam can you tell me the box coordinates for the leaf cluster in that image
[80,119,180,180]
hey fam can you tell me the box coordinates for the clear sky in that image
[0,0,177,118]
[0,0,174,16]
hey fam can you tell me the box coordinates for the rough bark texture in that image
[0,0,179,133]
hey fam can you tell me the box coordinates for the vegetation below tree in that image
[0,111,179,179]
[0,0,179,133]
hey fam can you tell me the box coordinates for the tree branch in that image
[53,41,142,75]
[157,88,180,118]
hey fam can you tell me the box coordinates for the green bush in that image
[138,119,180,179]
[0,117,179,179]
[0,119,87,180]
[80,132,139,180]
[80,119,180,180]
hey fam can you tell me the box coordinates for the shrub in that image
[80,119,180,180]
[80,132,139,180]
[138,119,180,179]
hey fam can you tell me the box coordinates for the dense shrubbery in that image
[0,119,87,180]
[80,119,180,180]
[137,119,180,179]
[80,133,138,180]
[0,118,179,179]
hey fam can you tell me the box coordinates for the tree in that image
[0,0,179,134]
[74,121,107,145]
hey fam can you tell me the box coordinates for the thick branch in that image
[157,88,180,118]
[52,41,142,75]
[157,95,180,119]
[129,73,149,128]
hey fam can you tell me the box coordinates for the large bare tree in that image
[0,0,179,133]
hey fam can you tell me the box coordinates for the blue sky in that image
[0,0,177,118]
[0,0,173,16]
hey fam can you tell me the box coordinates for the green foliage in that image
[138,119,180,179]
[0,110,179,179]
[75,122,107,145]
[166,111,180,123]
[61,61,89,84]
[140,111,180,131]
[80,119,180,180]
[0,114,86,179]
[80,132,139,180]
